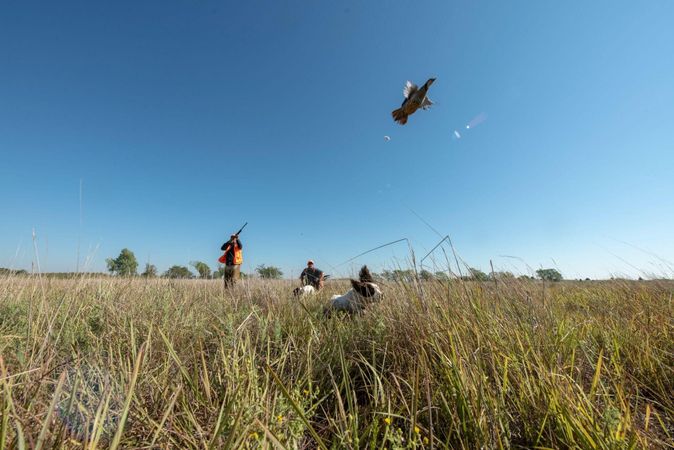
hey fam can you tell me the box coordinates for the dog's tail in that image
[392,108,408,125]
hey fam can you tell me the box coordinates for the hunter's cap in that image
[307,260,314,265]
[231,234,237,238]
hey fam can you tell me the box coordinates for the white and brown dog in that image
[325,266,383,315]
[293,285,316,297]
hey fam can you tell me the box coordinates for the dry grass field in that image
[0,275,673,448]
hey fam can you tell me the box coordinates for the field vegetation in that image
[0,274,672,448]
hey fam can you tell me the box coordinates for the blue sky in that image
[1,0,673,279]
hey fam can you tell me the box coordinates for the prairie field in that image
[0,275,672,449]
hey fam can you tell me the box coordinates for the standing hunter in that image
[219,234,243,287]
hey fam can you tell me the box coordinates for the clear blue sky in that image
[2,1,673,279]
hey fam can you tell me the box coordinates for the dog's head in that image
[349,266,383,303]
[350,279,383,299]
[292,287,302,297]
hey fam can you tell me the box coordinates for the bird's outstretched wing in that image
[403,81,418,99]
[420,96,434,110]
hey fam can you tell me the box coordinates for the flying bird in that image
[391,78,436,125]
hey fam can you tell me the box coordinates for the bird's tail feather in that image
[392,108,408,125]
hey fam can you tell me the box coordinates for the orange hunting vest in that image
[233,244,243,265]
[218,243,243,265]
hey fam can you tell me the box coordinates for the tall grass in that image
[0,275,672,448]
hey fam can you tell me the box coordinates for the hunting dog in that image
[293,285,316,297]
[325,265,383,316]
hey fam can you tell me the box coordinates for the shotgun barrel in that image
[233,222,247,236]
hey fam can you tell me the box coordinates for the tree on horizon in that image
[106,249,138,276]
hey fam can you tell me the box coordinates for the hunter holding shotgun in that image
[219,223,246,287]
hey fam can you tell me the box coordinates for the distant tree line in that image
[5,251,569,283]
[0,268,111,278]
[104,250,568,282]
[370,267,564,282]
[0,257,646,283]
[2,249,568,281]
[0,268,28,276]
[104,248,264,279]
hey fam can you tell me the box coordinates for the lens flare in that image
[466,112,487,129]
